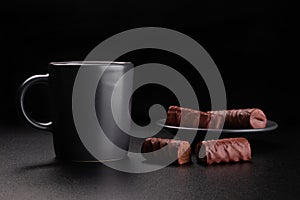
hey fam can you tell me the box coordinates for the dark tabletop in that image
[1,123,300,200]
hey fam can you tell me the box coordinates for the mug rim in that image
[50,61,132,67]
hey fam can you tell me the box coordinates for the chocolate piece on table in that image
[141,138,191,165]
[165,106,223,129]
[195,137,251,165]
[208,108,267,129]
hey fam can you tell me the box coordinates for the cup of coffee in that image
[18,61,133,162]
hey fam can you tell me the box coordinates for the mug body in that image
[48,61,133,161]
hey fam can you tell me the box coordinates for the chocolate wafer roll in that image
[195,137,251,165]
[165,106,179,126]
[165,106,223,129]
[142,138,191,165]
[208,108,267,129]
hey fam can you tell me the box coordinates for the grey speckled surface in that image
[1,124,300,200]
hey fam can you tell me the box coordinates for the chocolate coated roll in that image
[165,106,223,129]
[142,138,191,165]
[195,137,251,165]
[208,108,267,129]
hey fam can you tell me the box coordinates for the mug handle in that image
[18,74,53,131]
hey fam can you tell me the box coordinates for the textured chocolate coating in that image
[165,106,179,126]
[208,108,267,129]
[195,137,251,165]
[141,138,191,165]
[165,106,223,129]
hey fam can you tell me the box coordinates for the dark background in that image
[0,0,297,128]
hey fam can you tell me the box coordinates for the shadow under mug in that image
[18,61,133,162]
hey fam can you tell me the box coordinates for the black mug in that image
[18,61,133,161]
